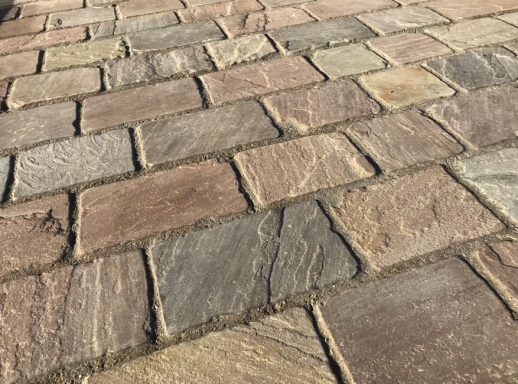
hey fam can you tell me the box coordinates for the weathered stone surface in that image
[80,161,248,253]
[118,0,184,17]
[82,78,202,131]
[507,40,518,54]
[425,18,518,50]
[44,38,126,70]
[0,195,69,278]
[349,110,463,171]
[264,79,381,133]
[304,0,397,19]
[0,15,45,38]
[332,167,504,268]
[0,51,39,80]
[0,156,9,198]
[321,258,518,384]
[500,11,518,26]
[0,27,87,55]
[263,0,310,6]
[270,18,374,52]
[361,67,455,108]
[0,102,76,151]
[48,6,115,29]
[426,0,518,20]
[476,241,518,299]
[21,0,82,17]
[428,87,518,147]
[454,148,518,224]
[235,133,376,206]
[202,56,325,105]
[141,102,278,166]
[86,308,337,384]
[312,44,386,79]
[10,67,100,108]
[90,12,179,38]
[0,250,150,382]
[107,46,212,88]
[206,34,276,69]
[128,20,224,53]
[177,0,263,23]
[188,0,231,5]
[426,47,518,90]
[369,32,453,64]
[14,129,135,198]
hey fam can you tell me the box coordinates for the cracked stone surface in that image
[206,34,276,68]
[90,12,179,38]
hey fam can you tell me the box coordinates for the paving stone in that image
[177,0,263,23]
[349,110,463,171]
[0,15,46,39]
[369,32,452,64]
[80,160,247,253]
[263,0,312,6]
[0,156,9,198]
[0,195,68,279]
[202,56,324,105]
[90,12,179,38]
[304,0,397,19]
[500,11,518,26]
[0,250,149,382]
[320,258,518,384]
[507,40,518,54]
[426,0,518,20]
[426,47,518,90]
[425,18,518,50]
[332,167,504,268]
[21,0,83,17]
[0,102,76,151]
[269,17,374,52]
[476,241,518,299]
[118,0,184,17]
[454,148,518,224]
[428,87,518,147]
[206,34,276,69]
[235,133,375,206]
[48,6,115,29]
[0,50,39,80]
[0,27,87,55]
[361,66,455,108]
[141,102,279,166]
[85,308,336,384]
[264,79,381,133]
[127,20,223,53]
[82,78,202,132]
[312,44,386,79]
[219,7,314,37]
[14,129,135,198]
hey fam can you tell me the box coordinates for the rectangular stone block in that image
[80,161,248,253]
[21,0,83,17]
[48,6,115,29]
[141,101,279,166]
[118,0,184,17]
[235,133,376,206]
[426,0,518,20]
[90,12,179,38]
[0,15,46,39]
[304,0,397,19]
[177,0,263,23]
[0,27,87,55]
[0,50,39,81]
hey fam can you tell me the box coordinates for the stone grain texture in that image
[321,258,518,384]
[0,27,87,55]
[85,309,337,384]
[454,148,518,225]
[428,87,518,147]
[304,0,397,19]
[476,241,518,299]
[426,0,518,20]
[0,15,45,38]
[80,161,247,253]
[235,133,376,206]
[262,0,310,6]
[0,251,149,383]
[141,102,279,166]
[0,156,8,198]
[0,51,39,81]
[14,129,135,198]
[21,0,83,17]
[349,110,463,171]
[206,34,276,68]
[263,79,381,133]
[177,0,263,23]
[48,7,115,29]
[90,12,179,38]
[426,47,518,90]
[332,167,504,268]
[500,11,518,26]
[118,0,184,17]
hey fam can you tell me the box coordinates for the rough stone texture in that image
[426,47,518,90]
[269,18,374,52]
[321,258,518,384]
[0,251,150,383]
[9,67,101,108]
[349,110,463,171]
[0,50,39,81]
[127,20,224,53]
[263,0,311,6]
[202,56,325,105]
[206,34,276,69]
[21,0,83,17]
[312,44,386,79]
[0,156,9,197]
[235,133,376,206]
[118,0,184,17]
[82,78,202,132]
[263,79,381,133]
[141,102,279,166]
[90,12,179,39]
[361,66,455,108]
[332,167,504,268]
[476,241,518,299]
[0,27,87,55]
[454,148,518,225]
[304,0,397,19]
[369,32,453,64]
[0,102,76,151]
[0,195,69,279]
[359,6,447,34]
[44,38,126,70]
[14,129,135,198]
[48,6,115,29]
[426,0,518,20]
[507,40,518,54]
[177,0,263,23]
[500,11,518,26]
[425,18,518,50]
[428,87,518,147]
[85,309,337,384]
[80,161,247,253]
[0,15,46,39]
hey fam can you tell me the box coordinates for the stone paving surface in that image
[0,0,517,383]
